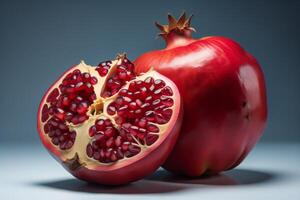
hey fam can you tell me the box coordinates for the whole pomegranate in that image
[134,13,267,176]
[37,54,182,185]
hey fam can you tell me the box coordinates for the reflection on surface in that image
[33,168,277,194]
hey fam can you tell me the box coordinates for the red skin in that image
[134,33,267,176]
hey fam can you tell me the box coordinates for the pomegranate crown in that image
[155,12,196,38]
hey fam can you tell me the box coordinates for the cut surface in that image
[38,56,179,169]
[41,69,97,150]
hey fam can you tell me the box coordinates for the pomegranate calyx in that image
[116,53,127,60]
[63,153,86,171]
[155,12,196,38]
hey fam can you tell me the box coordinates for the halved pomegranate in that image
[37,54,182,185]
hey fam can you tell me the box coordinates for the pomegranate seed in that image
[105,149,112,158]
[136,80,143,87]
[145,134,159,146]
[73,69,81,75]
[154,79,166,89]
[145,96,153,103]
[128,145,141,154]
[129,102,137,110]
[141,103,150,110]
[111,153,117,162]
[161,98,174,107]
[147,124,159,133]
[134,109,142,116]
[152,99,161,106]
[70,131,76,139]
[135,99,143,107]
[128,82,136,92]
[129,126,139,136]
[106,137,114,148]
[77,102,88,114]
[119,89,127,96]
[138,118,147,128]
[93,152,101,160]
[133,91,141,99]
[140,87,147,99]
[115,116,124,125]
[65,141,73,149]
[122,143,129,151]
[91,77,98,84]
[104,127,115,138]
[44,123,50,133]
[62,96,70,106]
[71,116,79,124]
[92,142,98,149]
[107,104,116,115]
[47,88,59,103]
[144,77,154,85]
[65,112,73,121]
[42,104,49,114]
[86,144,93,157]
[118,71,127,80]
[115,136,122,146]
[54,108,65,120]
[41,105,49,122]
[78,115,88,123]
[58,135,65,142]
[100,149,105,158]
[115,96,124,106]
[104,119,112,126]
[149,84,155,92]
[162,86,173,96]
[155,113,168,124]
[89,126,97,137]
[83,73,90,79]
[50,120,58,127]
[48,130,55,137]
[98,67,108,76]
[154,88,162,96]
[122,123,131,129]
[161,108,173,120]
[95,132,105,141]
[70,103,77,112]
[118,105,128,117]
[111,81,121,90]
[123,96,132,104]
[116,149,124,158]
[52,137,59,145]
[145,111,155,122]
[96,119,105,130]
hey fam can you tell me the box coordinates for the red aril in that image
[37,54,182,185]
[134,13,267,176]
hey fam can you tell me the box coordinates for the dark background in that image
[0,0,299,144]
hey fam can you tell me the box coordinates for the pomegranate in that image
[37,54,182,185]
[134,13,267,176]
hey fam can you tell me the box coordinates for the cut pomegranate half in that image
[37,54,182,185]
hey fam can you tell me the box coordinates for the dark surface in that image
[0,0,299,143]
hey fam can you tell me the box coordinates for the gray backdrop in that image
[0,0,299,144]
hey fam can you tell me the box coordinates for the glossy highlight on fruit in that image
[134,13,267,176]
[37,54,182,185]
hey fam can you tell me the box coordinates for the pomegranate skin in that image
[134,19,267,176]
